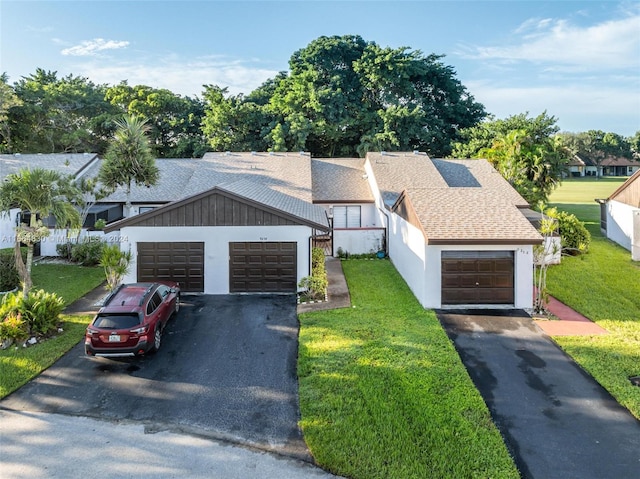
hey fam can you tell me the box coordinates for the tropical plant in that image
[98,115,159,211]
[0,168,81,296]
[100,244,132,291]
[546,208,591,255]
[533,205,561,314]
[0,289,65,337]
[299,247,328,300]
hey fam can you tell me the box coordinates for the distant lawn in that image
[547,179,640,420]
[0,262,104,398]
[549,177,626,204]
[298,260,518,479]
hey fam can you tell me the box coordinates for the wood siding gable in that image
[609,170,640,208]
[106,189,303,230]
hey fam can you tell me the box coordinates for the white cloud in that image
[61,38,130,57]
[459,11,640,71]
[70,56,279,97]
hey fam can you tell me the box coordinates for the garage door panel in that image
[442,251,514,305]
[229,242,297,293]
[137,242,204,292]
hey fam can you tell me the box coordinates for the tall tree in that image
[10,69,116,153]
[0,168,81,296]
[0,74,23,153]
[451,111,560,158]
[98,115,159,212]
[479,129,569,204]
[202,35,485,157]
[106,82,207,157]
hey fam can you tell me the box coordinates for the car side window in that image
[146,292,163,315]
[157,285,169,298]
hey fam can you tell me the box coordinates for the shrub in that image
[300,247,328,300]
[0,249,20,292]
[100,244,132,291]
[56,242,73,260]
[0,289,65,337]
[70,237,105,266]
[0,312,28,343]
[547,208,591,255]
[94,218,107,230]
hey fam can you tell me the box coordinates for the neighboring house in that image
[578,154,640,177]
[363,152,541,309]
[597,170,640,261]
[0,153,102,253]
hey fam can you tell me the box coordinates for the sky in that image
[1,0,639,137]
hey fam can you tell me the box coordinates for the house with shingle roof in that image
[2,150,543,307]
[364,152,541,308]
[0,153,101,251]
[597,169,640,261]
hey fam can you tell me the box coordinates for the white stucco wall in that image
[333,228,385,255]
[115,225,314,294]
[0,208,20,250]
[387,211,535,309]
[606,200,638,252]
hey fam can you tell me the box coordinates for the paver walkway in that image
[534,294,608,336]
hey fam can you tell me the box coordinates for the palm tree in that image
[0,168,81,296]
[98,115,159,213]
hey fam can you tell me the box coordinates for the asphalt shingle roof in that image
[102,152,314,204]
[0,153,99,179]
[311,158,373,202]
[367,152,540,244]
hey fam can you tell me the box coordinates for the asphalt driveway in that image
[436,309,640,479]
[1,294,311,461]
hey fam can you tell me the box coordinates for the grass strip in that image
[298,260,518,479]
[1,263,104,399]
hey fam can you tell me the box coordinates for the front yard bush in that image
[547,208,591,254]
[299,247,328,300]
[0,289,65,340]
[56,237,106,266]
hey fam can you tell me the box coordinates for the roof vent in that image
[299,150,305,155]
[251,151,256,155]
[14,153,21,156]
[225,151,231,156]
[381,151,386,156]
[413,150,420,155]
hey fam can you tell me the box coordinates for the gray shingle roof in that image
[102,152,314,204]
[0,153,99,180]
[311,158,374,202]
[218,179,329,228]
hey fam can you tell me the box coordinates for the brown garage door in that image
[137,242,205,292]
[229,242,297,293]
[441,251,514,305]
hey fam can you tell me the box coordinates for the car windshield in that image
[93,314,141,330]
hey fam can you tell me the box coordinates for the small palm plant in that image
[100,244,132,291]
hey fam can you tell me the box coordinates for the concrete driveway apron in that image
[1,294,311,461]
[436,309,640,479]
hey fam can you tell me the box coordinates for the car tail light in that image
[87,327,99,335]
[130,325,149,334]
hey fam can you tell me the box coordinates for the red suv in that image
[85,282,180,358]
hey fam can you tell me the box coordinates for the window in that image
[146,292,163,315]
[139,206,156,214]
[333,206,361,228]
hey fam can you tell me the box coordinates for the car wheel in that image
[152,326,162,352]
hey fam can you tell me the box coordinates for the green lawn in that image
[547,176,640,419]
[298,260,518,479]
[0,263,104,398]
[549,176,626,204]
